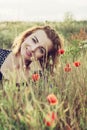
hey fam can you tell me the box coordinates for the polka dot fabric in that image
[0,49,11,67]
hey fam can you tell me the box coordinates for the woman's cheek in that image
[35,51,42,59]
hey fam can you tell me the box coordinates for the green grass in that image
[0,48,87,130]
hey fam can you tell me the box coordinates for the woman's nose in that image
[28,45,38,52]
[31,45,39,52]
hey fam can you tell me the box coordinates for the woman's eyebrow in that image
[34,36,39,43]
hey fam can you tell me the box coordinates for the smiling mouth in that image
[26,48,32,57]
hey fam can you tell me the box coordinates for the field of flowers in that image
[0,21,87,130]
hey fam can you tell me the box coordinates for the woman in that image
[0,26,62,83]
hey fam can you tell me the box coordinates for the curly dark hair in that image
[41,26,62,72]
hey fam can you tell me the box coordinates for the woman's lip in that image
[26,49,32,57]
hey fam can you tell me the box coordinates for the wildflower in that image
[47,93,58,105]
[58,49,65,55]
[64,66,71,72]
[44,112,57,127]
[64,63,71,72]
[74,61,81,67]
[32,73,40,81]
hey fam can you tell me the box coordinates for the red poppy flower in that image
[58,49,65,54]
[32,73,40,81]
[44,112,57,127]
[64,66,71,72]
[64,63,71,72]
[74,61,81,67]
[47,93,58,105]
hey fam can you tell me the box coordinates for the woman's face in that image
[21,30,53,61]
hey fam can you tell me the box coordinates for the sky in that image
[0,0,87,21]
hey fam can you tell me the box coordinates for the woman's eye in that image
[39,47,45,55]
[32,38,37,43]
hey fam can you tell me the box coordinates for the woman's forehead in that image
[30,30,48,40]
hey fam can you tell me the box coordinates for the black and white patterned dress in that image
[0,48,11,80]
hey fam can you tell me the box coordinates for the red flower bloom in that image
[64,66,71,72]
[47,93,58,105]
[44,112,57,127]
[74,61,81,67]
[32,73,40,81]
[64,64,71,72]
[58,49,65,54]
